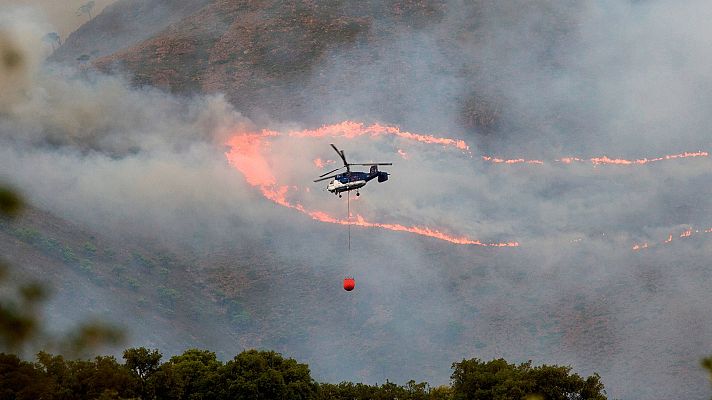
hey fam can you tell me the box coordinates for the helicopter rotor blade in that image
[330,144,348,166]
[318,166,343,177]
[348,162,393,166]
[314,174,340,183]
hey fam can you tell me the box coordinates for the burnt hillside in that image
[90,0,453,125]
[49,0,212,64]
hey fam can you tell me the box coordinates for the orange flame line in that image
[632,226,712,251]
[225,129,515,247]
[588,152,709,165]
[632,242,649,251]
[482,156,544,165]
[226,121,709,250]
[308,210,518,246]
[488,151,709,166]
[253,184,517,247]
[288,121,470,151]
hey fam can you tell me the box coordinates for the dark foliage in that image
[450,358,606,400]
[0,347,611,400]
[0,187,22,218]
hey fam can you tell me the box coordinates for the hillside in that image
[18,1,712,399]
[85,1,581,137]
[49,0,212,65]
[0,206,241,353]
[4,199,710,399]
[90,0,456,126]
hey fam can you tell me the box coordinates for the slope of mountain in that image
[5,199,710,399]
[89,0,450,125]
[49,0,213,64]
[0,206,242,354]
[83,1,582,135]
[28,1,712,399]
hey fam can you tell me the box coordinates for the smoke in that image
[279,1,712,398]
[0,9,264,247]
[2,2,712,399]
[3,0,114,39]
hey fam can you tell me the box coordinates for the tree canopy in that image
[450,358,606,400]
[76,1,96,19]
[0,345,612,400]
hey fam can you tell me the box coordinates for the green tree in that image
[0,352,51,399]
[317,381,378,400]
[429,385,454,400]
[404,379,430,400]
[124,347,162,398]
[34,351,138,399]
[152,349,223,399]
[42,32,62,51]
[76,1,95,20]
[527,364,605,400]
[317,380,442,400]
[218,349,317,400]
[450,358,606,400]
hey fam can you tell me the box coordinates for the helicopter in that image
[313,144,392,197]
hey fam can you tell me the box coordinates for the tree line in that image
[0,347,608,400]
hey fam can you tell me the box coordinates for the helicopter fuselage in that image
[313,144,391,196]
[326,170,387,195]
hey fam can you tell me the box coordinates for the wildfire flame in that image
[484,151,709,166]
[558,157,585,164]
[632,242,649,251]
[482,156,544,165]
[225,120,710,251]
[225,126,516,247]
[313,158,335,168]
[589,152,708,165]
[278,121,709,168]
[631,226,711,251]
[288,121,470,151]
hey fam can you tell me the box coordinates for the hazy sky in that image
[5,0,114,39]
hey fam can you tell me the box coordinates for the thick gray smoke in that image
[291,2,712,399]
[0,8,268,248]
[3,0,114,39]
[2,2,712,399]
